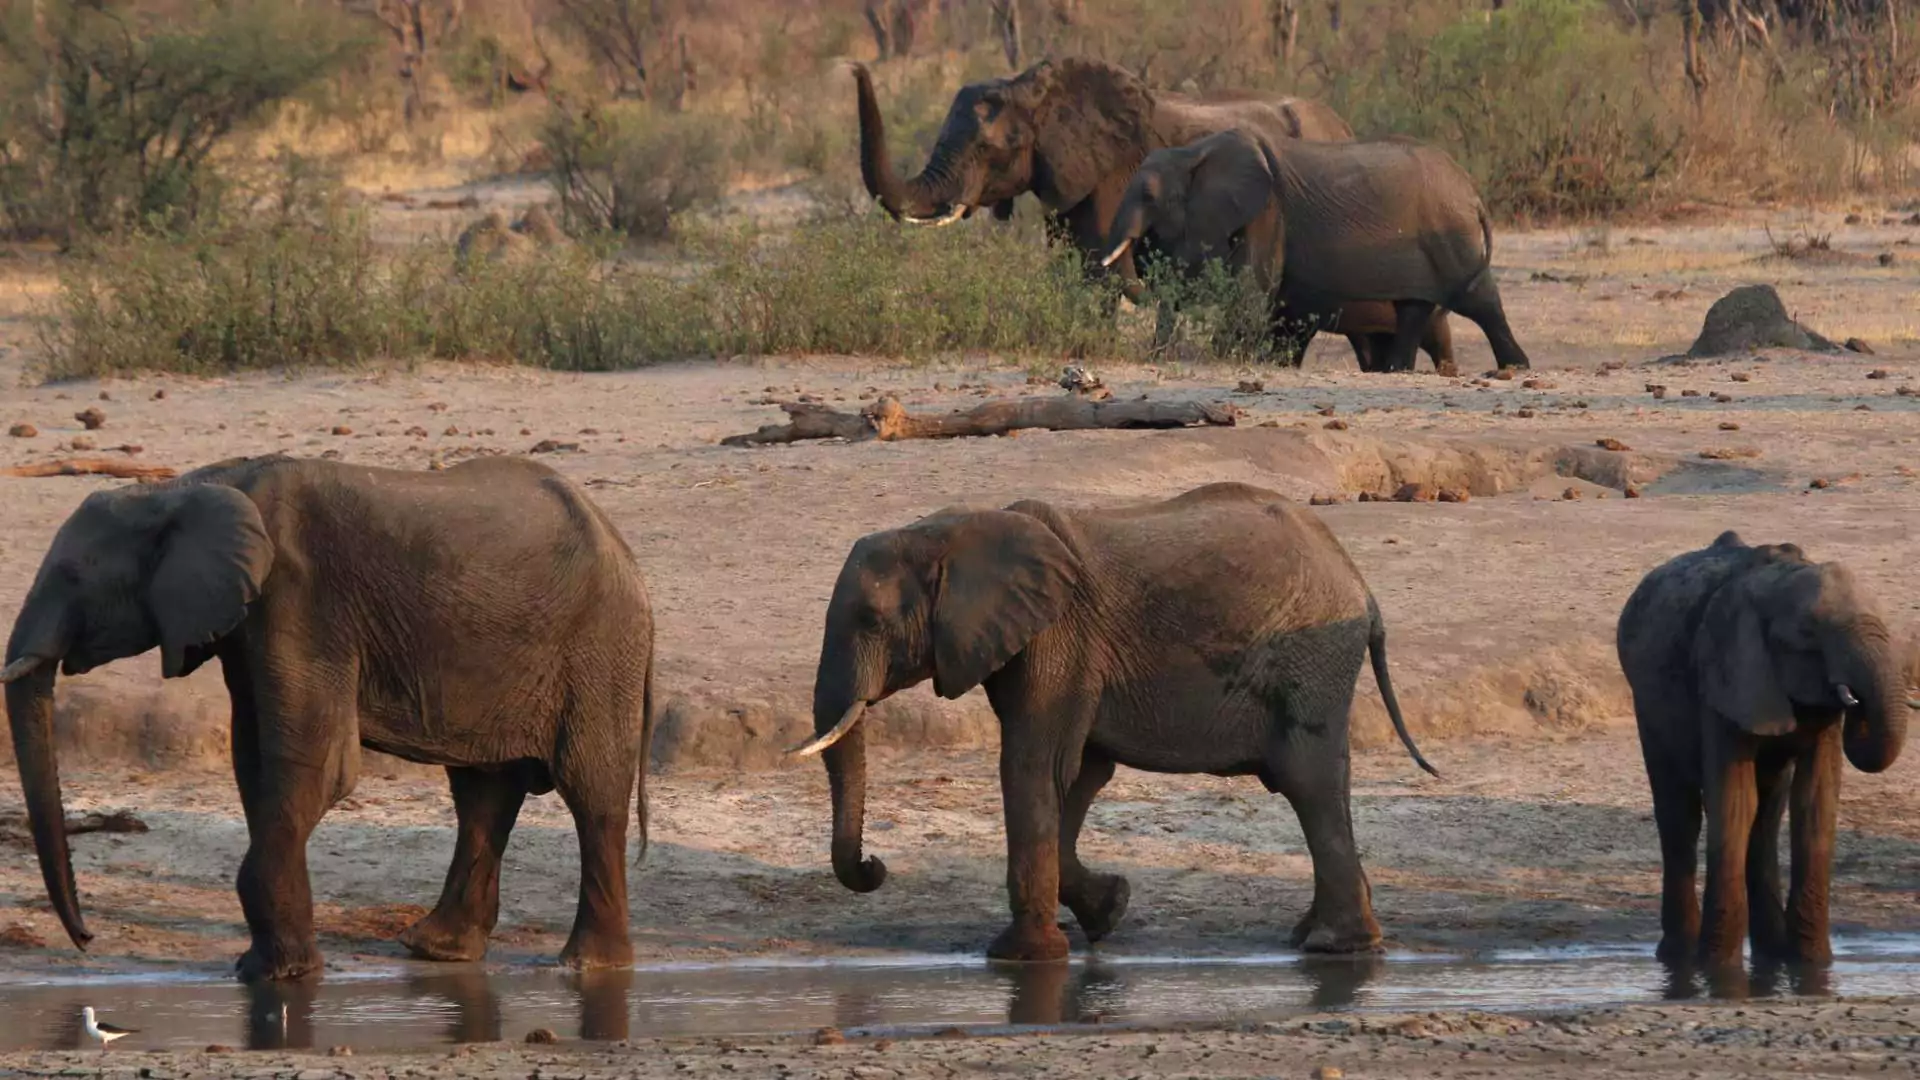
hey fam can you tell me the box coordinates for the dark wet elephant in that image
[2,454,655,980]
[1617,531,1911,969]
[850,57,1452,370]
[1103,128,1531,372]
[796,482,1435,963]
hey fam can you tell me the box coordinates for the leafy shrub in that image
[540,101,731,239]
[1136,257,1289,365]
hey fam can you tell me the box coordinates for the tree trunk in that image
[991,0,1022,69]
[1684,0,1712,106]
[723,394,1239,447]
[1271,0,1299,64]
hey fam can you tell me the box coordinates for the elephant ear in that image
[146,484,275,678]
[1694,578,1796,736]
[1185,131,1275,260]
[924,510,1081,700]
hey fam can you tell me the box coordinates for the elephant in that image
[1,454,655,980]
[1616,530,1911,969]
[1101,128,1531,372]
[850,58,1452,370]
[793,481,1436,963]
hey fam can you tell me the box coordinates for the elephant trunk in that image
[853,63,969,224]
[1101,199,1150,270]
[5,661,91,950]
[813,656,887,893]
[1838,635,1907,773]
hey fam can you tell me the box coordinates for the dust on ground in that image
[0,198,1915,1071]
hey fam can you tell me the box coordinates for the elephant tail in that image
[1368,595,1438,777]
[1472,204,1496,288]
[636,652,655,865]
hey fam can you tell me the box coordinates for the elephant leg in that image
[1422,312,1458,376]
[1746,752,1793,959]
[1263,731,1381,954]
[1385,300,1437,373]
[1698,730,1759,967]
[399,766,528,962]
[988,723,1076,963]
[1785,722,1843,964]
[553,726,638,970]
[1645,759,1703,964]
[232,753,336,982]
[1450,275,1532,370]
[1058,750,1128,943]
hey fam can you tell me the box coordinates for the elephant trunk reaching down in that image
[1100,200,1151,269]
[853,63,972,225]
[3,658,89,951]
[1836,632,1907,773]
[808,684,888,893]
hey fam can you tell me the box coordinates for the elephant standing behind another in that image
[2,454,655,980]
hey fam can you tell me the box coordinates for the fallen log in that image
[2,458,178,481]
[723,394,1237,447]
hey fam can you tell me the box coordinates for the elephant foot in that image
[398,913,492,963]
[1064,873,1130,944]
[1779,934,1834,966]
[1291,909,1382,955]
[1434,360,1459,378]
[986,920,1070,963]
[235,937,323,983]
[1655,933,1698,965]
[559,930,635,971]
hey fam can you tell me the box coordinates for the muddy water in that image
[2,936,1917,1052]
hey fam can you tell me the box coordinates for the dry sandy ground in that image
[0,200,1916,1071]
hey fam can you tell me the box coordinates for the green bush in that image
[540,101,731,239]
[1136,257,1289,366]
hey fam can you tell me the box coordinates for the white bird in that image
[82,1006,137,1049]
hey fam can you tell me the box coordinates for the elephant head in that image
[793,509,1081,893]
[1694,543,1907,773]
[3,479,274,950]
[1101,129,1278,274]
[852,58,1154,225]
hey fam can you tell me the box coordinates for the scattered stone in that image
[1719,421,1741,431]
[1491,368,1516,381]
[1681,389,1701,397]
[1311,1067,1345,1080]
[8,423,36,438]
[1700,446,1761,460]
[74,407,106,430]
[1856,403,1874,411]
[152,389,167,400]
[1624,484,1642,498]
[520,427,533,435]
[1437,488,1470,503]
[524,1028,558,1044]
[205,1044,236,1054]
[1323,419,1348,431]
[1513,408,1536,418]
[327,1046,354,1057]
[1687,284,1839,356]
[1730,372,1751,382]
[1521,378,1555,389]
[813,1027,846,1046]
[1561,487,1582,501]
[1234,379,1265,394]
[1868,368,1891,378]
[331,425,353,436]
[1810,478,1831,489]
[0,923,45,949]
[1309,494,1344,506]
[1711,392,1733,403]
[1845,212,1864,224]
[1392,483,1437,503]
[67,435,95,451]
[444,425,460,436]
[1595,438,1632,451]
[1650,387,1668,399]
[405,426,429,438]
[529,439,581,454]
[1899,385,1919,397]
[427,401,449,412]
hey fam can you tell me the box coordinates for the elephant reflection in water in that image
[245,979,317,1051]
[1661,957,1832,1003]
[408,969,504,1044]
[1001,955,1384,1026]
[572,968,634,1042]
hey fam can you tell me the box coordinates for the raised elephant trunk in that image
[4,659,90,950]
[1837,634,1908,773]
[852,63,969,225]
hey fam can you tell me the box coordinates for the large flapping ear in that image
[1694,575,1796,736]
[1185,130,1276,259]
[920,510,1081,700]
[1008,58,1057,108]
[145,485,275,678]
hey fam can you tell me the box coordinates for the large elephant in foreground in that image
[1617,531,1911,968]
[851,58,1451,370]
[795,482,1436,962]
[2,455,655,980]
[1102,129,1531,372]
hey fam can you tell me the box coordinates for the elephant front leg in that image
[400,766,528,962]
[1265,738,1381,954]
[232,756,333,982]
[1645,767,1703,964]
[1745,756,1793,959]
[989,728,1073,963]
[1785,723,1842,964]
[1058,752,1128,943]
[1698,731,1759,967]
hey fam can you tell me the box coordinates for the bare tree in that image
[990,0,1021,68]
[555,0,681,99]
[341,0,465,123]
[1269,0,1299,64]
[865,0,935,59]
[1683,0,1712,106]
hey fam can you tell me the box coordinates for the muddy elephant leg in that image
[989,723,1075,963]
[232,753,337,982]
[1264,729,1381,954]
[553,728,638,969]
[1698,730,1758,967]
[1058,751,1127,943]
[1451,274,1532,370]
[400,767,528,962]
[1746,753,1793,959]
[1785,722,1842,964]
[1645,759,1703,963]
[1384,300,1437,374]
[1422,312,1457,376]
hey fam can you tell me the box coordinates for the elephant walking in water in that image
[3,454,655,980]
[1617,531,1910,968]
[797,482,1435,962]
[851,57,1452,371]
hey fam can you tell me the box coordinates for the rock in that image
[444,426,460,436]
[1880,252,1897,267]
[0,923,45,948]
[74,407,107,430]
[1868,367,1890,378]
[204,1044,235,1054]
[293,1070,336,1080]
[1650,387,1668,399]
[1681,389,1701,397]
[68,435,96,451]
[1845,213,1863,224]
[1521,378,1555,389]
[1561,487,1582,500]
[1437,488,1469,503]
[1491,368,1515,381]
[1850,339,1879,355]
[1719,421,1741,431]
[8,423,36,438]
[1392,483,1437,503]
[428,401,449,412]
[1711,393,1733,403]
[1624,484,1642,498]
[1687,284,1839,356]
[524,1027,558,1044]
[327,1046,353,1057]
[813,1027,846,1046]
[151,389,167,400]
[1595,438,1632,451]
[405,426,429,438]
[1323,419,1348,430]
[1234,379,1265,394]
[1899,385,1919,397]
[528,439,580,454]
[1810,477,1830,489]
[1513,408,1536,418]
[1730,372,1751,382]
[1311,1068,1345,1080]
[1700,446,1761,460]
[1309,494,1343,506]
[331,426,353,436]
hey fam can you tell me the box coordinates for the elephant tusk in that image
[0,656,43,683]
[1101,238,1133,268]
[1908,697,1920,710]
[790,701,868,758]
[905,204,969,227]
[1836,683,1860,707]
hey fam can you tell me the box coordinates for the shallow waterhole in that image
[3,934,1916,1052]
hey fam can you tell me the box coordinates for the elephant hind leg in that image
[1746,753,1793,959]
[1058,750,1128,943]
[1384,301,1437,374]
[1450,275,1532,370]
[1262,723,1381,954]
[400,766,528,962]
[553,710,641,970]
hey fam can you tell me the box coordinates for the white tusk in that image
[0,656,44,683]
[906,204,969,227]
[1837,683,1860,707]
[789,701,869,757]
[1101,238,1133,268]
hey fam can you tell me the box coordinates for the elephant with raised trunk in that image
[1617,531,1912,969]
[851,58,1451,370]
[2,454,655,980]
[796,482,1436,962]
[1102,129,1531,372]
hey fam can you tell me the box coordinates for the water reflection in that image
[1660,957,1835,1003]
[244,978,317,1050]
